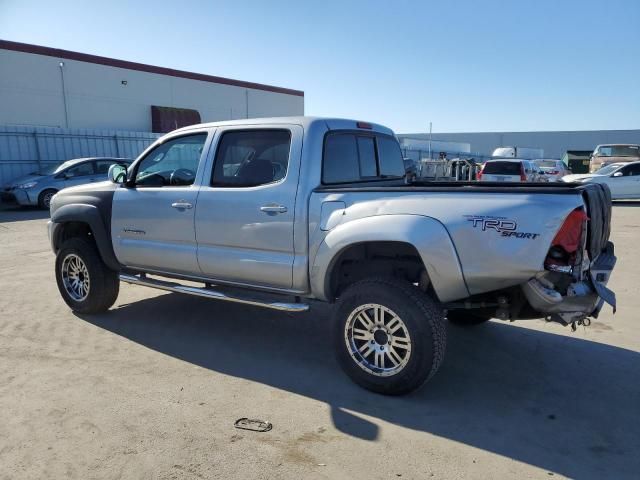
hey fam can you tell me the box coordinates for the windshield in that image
[594,145,640,157]
[536,160,558,168]
[595,164,623,175]
[35,160,76,175]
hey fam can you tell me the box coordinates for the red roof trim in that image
[0,39,304,97]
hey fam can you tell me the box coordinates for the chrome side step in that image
[119,273,309,312]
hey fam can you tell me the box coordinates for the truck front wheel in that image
[333,277,446,395]
[55,237,119,314]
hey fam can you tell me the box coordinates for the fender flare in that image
[50,203,121,271]
[310,214,469,302]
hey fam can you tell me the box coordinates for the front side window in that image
[212,130,291,187]
[95,160,124,175]
[619,164,640,176]
[135,133,207,187]
[65,162,94,177]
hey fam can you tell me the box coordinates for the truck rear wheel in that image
[55,237,119,314]
[333,277,446,395]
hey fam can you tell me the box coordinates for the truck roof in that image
[173,116,395,136]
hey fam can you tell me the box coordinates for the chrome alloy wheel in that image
[344,303,412,377]
[61,253,90,301]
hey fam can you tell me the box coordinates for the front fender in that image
[50,203,120,271]
[310,214,469,302]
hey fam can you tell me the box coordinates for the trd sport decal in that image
[464,215,540,240]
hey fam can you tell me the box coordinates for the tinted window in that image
[323,134,360,183]
[483,161,522,175]
[135,133,207,186]
[212,130,291,187]
[94,160,125,175]
[619,164,640,176]
[66,162,94,177]
[323,133,404,184]
[357,137,377,177]
[376,136,405,177]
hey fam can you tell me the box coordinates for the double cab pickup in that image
[48,117,616,394]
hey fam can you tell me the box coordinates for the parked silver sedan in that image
[1,157,131,209]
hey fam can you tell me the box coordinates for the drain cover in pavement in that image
[234,418,272,432]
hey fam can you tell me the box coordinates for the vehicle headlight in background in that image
[16,181,38,189]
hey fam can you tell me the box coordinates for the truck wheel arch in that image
[51,204,121,271]
[311,215,469,303]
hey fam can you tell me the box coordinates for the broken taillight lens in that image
[545,208,588,270]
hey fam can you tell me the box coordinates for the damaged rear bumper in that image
[522,242,616,325]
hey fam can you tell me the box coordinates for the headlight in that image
[16,181,38,189]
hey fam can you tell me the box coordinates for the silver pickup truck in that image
[48,117,616,395]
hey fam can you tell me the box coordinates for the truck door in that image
[111,131,210,275]
[195,126,302,289]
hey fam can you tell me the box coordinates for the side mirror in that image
[612,171,623,177]
[108,163,127,184]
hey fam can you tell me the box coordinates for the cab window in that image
[211,130,291,187]
[134,134,207,187]
[323,133,404,184]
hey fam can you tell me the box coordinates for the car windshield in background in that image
[35,164,60,175]
[596,164,623,175]
[483,161,521,175]
[537,160,558,168]
[595,145,640,157]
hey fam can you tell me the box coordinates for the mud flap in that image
[589,241,617,314]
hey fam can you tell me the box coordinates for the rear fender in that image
[311,214,469,302]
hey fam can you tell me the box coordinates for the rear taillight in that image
[476,167,483,180]
[545,208,589,271]
[520,164,527,182]
[549,170,559,175]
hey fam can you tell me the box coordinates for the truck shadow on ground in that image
[612,200,640,207]
[0,205,49,222]
[80,293,640,479]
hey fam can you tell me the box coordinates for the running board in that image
[119,273,309,312]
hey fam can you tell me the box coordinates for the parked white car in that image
[562,161,640,199]
[534,159,571,182]
[478,159,543,182]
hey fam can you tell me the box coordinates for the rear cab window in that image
[322,132,405,184]
[483,161,522,175]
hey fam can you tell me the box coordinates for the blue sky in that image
[1,0,639,133]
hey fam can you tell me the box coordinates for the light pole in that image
[59,61,69,128]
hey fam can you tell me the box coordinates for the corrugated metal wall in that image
[0,125,161,185]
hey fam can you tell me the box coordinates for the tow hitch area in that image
[523,242,616,328]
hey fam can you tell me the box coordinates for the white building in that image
[0,39,304,132]
[399,129,640,160]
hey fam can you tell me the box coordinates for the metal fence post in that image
[114,135,120,157]
[33,131,42,171]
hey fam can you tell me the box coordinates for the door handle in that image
[171,201,193,210]
[260,204,287,214]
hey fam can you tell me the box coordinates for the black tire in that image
[447,310,493,326]
[333,277,446,395]
[55,237,119,314]
[38,189,57,209]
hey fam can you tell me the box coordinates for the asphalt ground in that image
[1,203,639,479]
